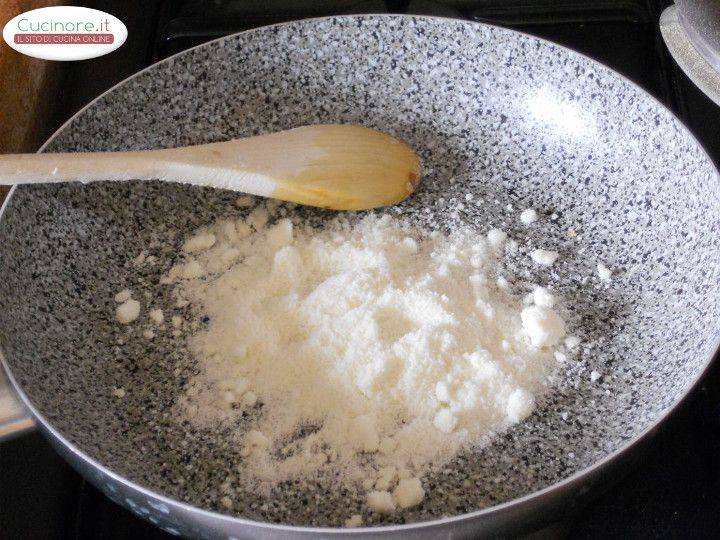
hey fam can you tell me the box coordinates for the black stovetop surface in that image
[2,1,719,538]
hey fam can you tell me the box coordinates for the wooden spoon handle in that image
[0,146,277,198]
[0,150,169,184]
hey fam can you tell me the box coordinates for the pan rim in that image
[2,12,719,535]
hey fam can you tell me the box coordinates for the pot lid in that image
[661,2,720,107]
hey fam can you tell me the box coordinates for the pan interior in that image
[0,16,719,527]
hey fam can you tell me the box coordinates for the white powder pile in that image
[530,249,559,266]
[114,289,140,324]
[162,205,568,516]
[597,262,612,282]
[519,208,538,225]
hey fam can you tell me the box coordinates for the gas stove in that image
[2,1,719,538]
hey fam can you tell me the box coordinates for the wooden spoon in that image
[0,125,421,210]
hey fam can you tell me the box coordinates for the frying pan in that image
[1,15,719,539]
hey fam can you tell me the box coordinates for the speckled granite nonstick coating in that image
[1,15,719,529]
